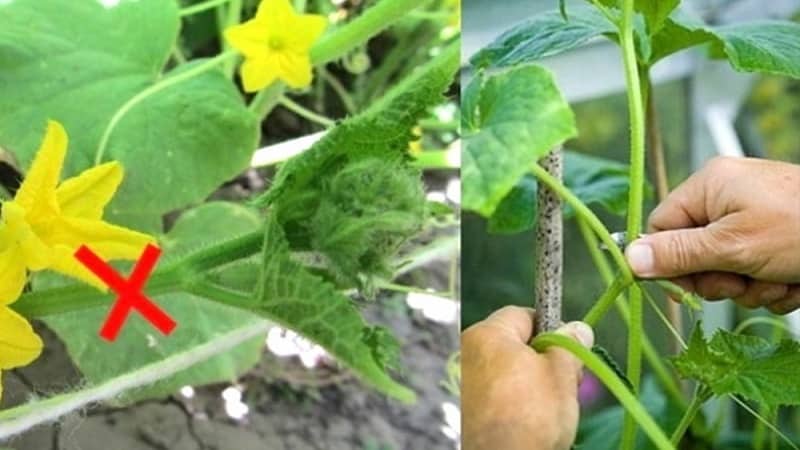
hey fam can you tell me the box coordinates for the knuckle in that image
[665,234,696,273]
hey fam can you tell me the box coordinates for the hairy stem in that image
[179,0,233,17]
[642,69,684,357]
[577,217,685,408]
[619,0,647,445]
[535,150,563,333]
[310,0,424,66]
[531,333,673,450]
[0,321,271,439]
[671,385,711,445]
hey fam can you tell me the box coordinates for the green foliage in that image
[44,202,267,403]
[489,151,636,234]
[577,378,688,450]
[253,42,459,289]
[0,0,259,232]
[636,0,680,35]
[673,323,800,408]
[470,6,615,69]
[462,65,577,217]
[254,217,414,402]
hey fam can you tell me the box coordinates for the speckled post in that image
[535,149,563,334]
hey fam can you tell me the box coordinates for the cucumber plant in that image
[0,0,459,438]
[463,0,800,448]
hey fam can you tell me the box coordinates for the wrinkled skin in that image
[626,157,800,314]
[461,306,594,450]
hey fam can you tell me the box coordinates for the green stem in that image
[179,0,233,17]
[577,217,686,409]
[222,0,243,78]
[671,385,711,445]
[248,81,286,120]
[319,67,357,114]
[583,277,629,327]
[13,231,263,318]
[310,0,424,65]
[532,333,674,450]
[530,163,632,281]
[94,51,237,165]
[279,96,336,128]
[619,0,647,445]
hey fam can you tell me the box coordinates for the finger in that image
[734,280,789,309]
[647,164,714,233]
[767,286,800,315]
[692,272,748,300]
[544,322,595,387]
[626,224,744,279]
[481,306,537,344]
[664,276,695,302]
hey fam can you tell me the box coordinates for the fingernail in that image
[563,321,594,348]
[626,241,655,277]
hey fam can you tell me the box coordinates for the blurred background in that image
[462,0,800,443]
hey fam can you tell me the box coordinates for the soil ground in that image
[5,297,458,450]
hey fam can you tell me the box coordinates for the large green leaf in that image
[712,21,800,79]
[462,65,577,217]
[469,6,615,69]
[650,12,800,79]
[0,0,259,232]
[488,151,634,234]
[44,202,267,403]
[673,323,800,408]
[636,0,680,34]
[253,217,414,402]
[254,41,459,289]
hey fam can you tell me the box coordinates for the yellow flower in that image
[0,121,155,301]
[224,0,327,91]
[0,121,155,397]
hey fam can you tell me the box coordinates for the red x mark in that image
[74,244,177,342]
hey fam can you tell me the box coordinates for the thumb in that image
[543,321,594,386]
[626,227,736,279]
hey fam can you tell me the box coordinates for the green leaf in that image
[462,65,577,217]
[44,202,267,403]
[650,12,800,79]
[253,41,459,288]
[578,377,687,450]
[0,0,259,232]
[253,217,414,402]
[636,0,679,34]
[711,21,800,79]
[488,151,630,234]
[649,10,716,64]
[469,7,616,69]
[673,323,800,408]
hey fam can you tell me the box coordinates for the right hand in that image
[625,156,800,314]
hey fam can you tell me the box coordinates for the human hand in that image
[625,156,800,313]
[461,306,595,450]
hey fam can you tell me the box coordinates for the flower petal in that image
[224,20,269,60]
[0,306,43,370]
[256,0,296,23]
[0,247,27,305]
[289,15,328,50]
[44,216,154,289]
[56,162,123,220]
[2,201,51,271]
[15,121,66,218]
[240,57,281,92]
[278,52,314,88]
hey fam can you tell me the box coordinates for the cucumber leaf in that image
[463,65,577,217]
[470,6,615,69]
[673,323,800,408]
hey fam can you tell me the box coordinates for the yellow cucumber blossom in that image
[224,0,327,92]
[0,121,154,397]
